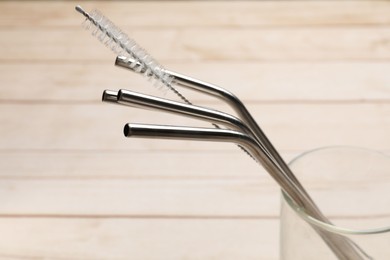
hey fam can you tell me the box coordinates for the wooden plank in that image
[0,151,279,179]
[0,218,278,260]
[0,179,280,216]
[1,62,390,102]
[1,151,390,179]
[1,1,389,259]
[0,104,389,151]
[1,1,390,28]
[0,177,387,217]
[2,28,390,62]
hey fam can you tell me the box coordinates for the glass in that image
[280,147,390,259]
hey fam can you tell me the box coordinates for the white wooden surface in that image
[0,1,389,259]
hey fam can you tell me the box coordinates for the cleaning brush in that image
[75,6,181,98]
[75,5,257,162]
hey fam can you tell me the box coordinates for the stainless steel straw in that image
[103,89,253,136]
[103,86,368,258]
[106,85,368,258]
[115,57,369,259]
[115,56,308,196]
[124,123,369,259]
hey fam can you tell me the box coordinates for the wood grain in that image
[0,179,280,216]
[2,151,390,179]
[1,104,389,151]
[1,1,390,28]
[1,1,389,259]
[1,62,390,102]
[2,28,390,62]
[0,218,279,260]
[0,151,273,178]
[0,178,388,217]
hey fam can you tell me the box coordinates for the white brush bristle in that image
[80,7,174,92]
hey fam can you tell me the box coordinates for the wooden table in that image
[0,1,389,259]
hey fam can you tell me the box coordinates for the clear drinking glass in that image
[280,147,390,259]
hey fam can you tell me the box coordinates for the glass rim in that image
[284,146,390,235]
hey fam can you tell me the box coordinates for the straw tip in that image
[124,124,131,137]
[102,90,118,103]
[115,56,127,67]
[115,56,141,71]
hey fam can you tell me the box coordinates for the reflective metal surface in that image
[115,56,366,259]
[124,123,368,259]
